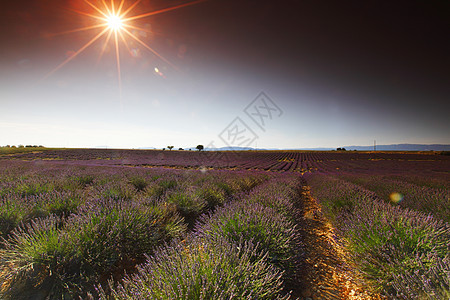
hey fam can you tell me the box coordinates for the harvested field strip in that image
[296,185,382,300]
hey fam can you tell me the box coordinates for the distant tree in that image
[167,146,174,151]
[196,145,204,151]
[337,147,342,151]
[5,145,10,148]
[18,145,24,148]
[178,148,184,151]
[162,148,166,151]
[11,145,16,148]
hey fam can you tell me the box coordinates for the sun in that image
[106,14,124,31]
[45,0,206,95]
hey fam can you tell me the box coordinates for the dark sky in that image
[0,0,449,148]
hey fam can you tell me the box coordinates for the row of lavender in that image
[0,161,271,298]
[307,174,449,299]
[338,174,449,222]
[97,174,303,299]
[4,148,449,174]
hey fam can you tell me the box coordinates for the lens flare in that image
[45,0,207,95]
[389,192,404,203]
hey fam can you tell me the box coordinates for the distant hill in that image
[215,144,450,151]
[208,146,255,151]
[342,144,450,151]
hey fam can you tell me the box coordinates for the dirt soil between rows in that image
[294,185,385,300]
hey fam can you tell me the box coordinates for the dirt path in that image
[295,185,384,300]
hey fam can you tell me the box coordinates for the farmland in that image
[0,149,448,299]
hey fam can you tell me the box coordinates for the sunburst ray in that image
[45,28,109,79]
[84,0,109,18]
[101,0,112,15]
[120,0,142,18]
[96,29,114,65]
[122,27,177,70]
[47,24,105,38]
[124,0,206,21]
[114,30,122,95]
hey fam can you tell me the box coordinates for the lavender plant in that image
[340,174,450,221]
[128,176,148,192]
[0,195,28,239]
[0,215,76,298]
[0,191,83,239]
[0,199,187,298]
[0,161,272,298]
[339,199,450,299]
[166,188,206,225]
[194,182,228,209]
[308,174,450,299]
[196,200,297,270]
[244,176,299,220]
[101,175,301,299]
[99,236,290,300]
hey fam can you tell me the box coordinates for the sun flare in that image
[45,0,206,95]
[106,14,124,31]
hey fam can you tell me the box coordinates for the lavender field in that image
[0,149,449,299]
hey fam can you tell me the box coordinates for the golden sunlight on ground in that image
[297,186,385,300]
